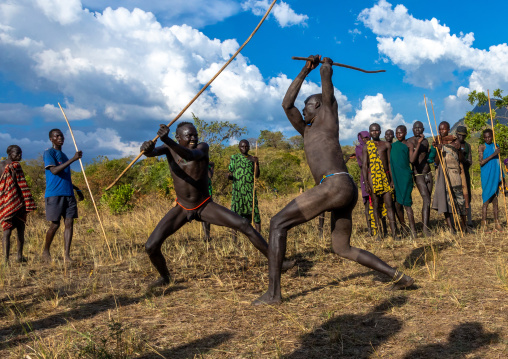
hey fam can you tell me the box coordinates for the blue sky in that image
[1,0,508,167]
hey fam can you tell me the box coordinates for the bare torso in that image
[303,105,348,184]
[154,144,210,208]
[407,136,430,174]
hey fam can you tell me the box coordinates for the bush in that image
[100,184,135,215]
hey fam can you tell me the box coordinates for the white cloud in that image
[35,0,82,25]
[359,0,508,91]
[440,86,472,124]
[242,0,308,27]
[81,0,240,28]
[340,93,406,139]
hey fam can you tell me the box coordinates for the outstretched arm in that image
[362,145,371,195]
[320,57,334,106]
[140,141,170,158]
[282,55,321,136]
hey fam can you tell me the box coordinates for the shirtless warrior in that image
[407,121,432,236]
[253,55,414,305]
[140,122,293,288]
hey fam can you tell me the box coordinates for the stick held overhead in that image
[292,57,386,73]
[106,0,280,191]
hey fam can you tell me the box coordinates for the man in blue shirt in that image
[42,129,84,263]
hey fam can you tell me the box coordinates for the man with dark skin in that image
[253,55,414,305]
[385,129,394,144]
[141,123,293,288]
[456,126,473,226]
[362,123,398,240]
[228,139,261,241]
[432,122,472,234]
[0,145,36,263]
[407,121,432,236]
[391,126,417,237]
[479,129,504,231]
[201,161,214,241]
[42,129,84,263]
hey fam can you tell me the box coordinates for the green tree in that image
[288,135,304,150]
[464,89,508,157]
[192,113,246,152]
[258,130,290,149]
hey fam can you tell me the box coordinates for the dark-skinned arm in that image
[72,184,84,201]
[466,143,473,166]
[479,144,500,166]
[48,151,82,175]
[140,141,170,158]
[410,136,424,163]
[387,143,394,188]
[158,124,208,161]
[320,57,334,106]
[281,55,321,136]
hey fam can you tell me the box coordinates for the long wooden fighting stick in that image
[487,89,508,223]
[58,103,114,260]
[430,99,464,237]
[292,57,386,73]
[424,96,463,237]
[252,141,258,224]
[106,0,279,191]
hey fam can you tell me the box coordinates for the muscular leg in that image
[145,206,189,287]
[63,218,74,263]
[201,221,211,241]
[493,196,503,231]
[2,228,12,263]
[255,222,261,234]
[444,213,456,234]
[394,202,406,234]
[42,221,60,262]
[200,202,268,256]
[15,220,27,262]
[364,201,372,236]
[415,175,432,236]
[253,177,358,305]
[404,206,417,238]
[371,195,383,240]
[382,191,398,239]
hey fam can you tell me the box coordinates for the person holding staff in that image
[479,129,504,231]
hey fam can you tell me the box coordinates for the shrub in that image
[100,184,135,215]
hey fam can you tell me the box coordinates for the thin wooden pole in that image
[291,57,386,73]
[58,103,114,260]
[252,141,258,224]
[487,89,508,223]
[106,0,279,191]
[424,96,463,237]
[430,99,463,236]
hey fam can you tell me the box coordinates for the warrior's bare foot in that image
[465,226,475,234]
[64,256,73,264]
[494,222,503,232]
[41,251,52,263]
[148,276,170,289]
[282,259,296,271]
[423,227,431,237]
[252,291,282,306]
[388,272,414,290]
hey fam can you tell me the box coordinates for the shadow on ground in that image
[137,331,233,359]
[285,295,408,358]
[402,241,453,269]
[402,322,499,358]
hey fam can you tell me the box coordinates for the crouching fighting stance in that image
[253,56,414,305]
[141,122,293,288]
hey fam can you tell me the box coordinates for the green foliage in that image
[100,184,135,215]
[288,135,304,150]
[136,157,174,197]
[464,88,508,158]
[262,152,303,192]
[21,156,46,203]
[258,130,290,149]
[192,113,246,151]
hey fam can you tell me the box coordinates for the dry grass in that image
[0,188,507,358]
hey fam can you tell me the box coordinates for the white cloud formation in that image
[35,0,82,25]
[440,86,472,124]
[81,0,240,28]
[242,0,308,27]
[359,0,508,91]
[340,93,406,139]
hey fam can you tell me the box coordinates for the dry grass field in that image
[0,188,507,358]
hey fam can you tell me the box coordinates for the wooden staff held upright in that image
[424,96,463,237]
[58,103,115,259]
